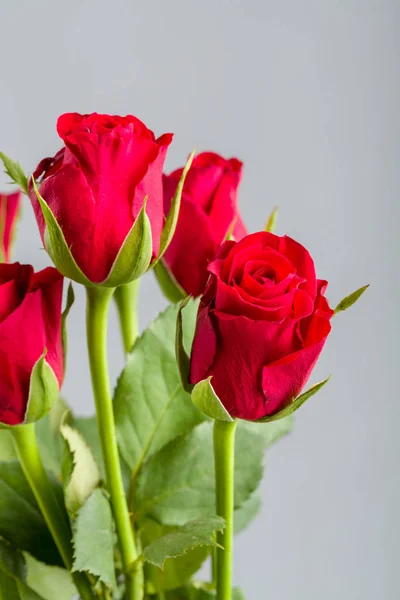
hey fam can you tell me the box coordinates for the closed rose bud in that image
[190,232,334,421]
[28,113,173,286]
[159,152,247,299]
[0,263,64,426]
[0,190,21,262]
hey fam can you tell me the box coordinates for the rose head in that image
[190,232,334,420]
[0,263,64,425]
[29,113,173,285]
[0,190,21,262]
[161,152,247,298]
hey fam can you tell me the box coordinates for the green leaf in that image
[31,177,92,286]
[0,461,62,566]
[143,516,224,569]
[257,377,331,422]
[175,297,194,393]
[61,284,75,372]
[24,554,75,600]
[103,200,153,287]
[154,260,187,304]
[240,415,294,449]
[114,301,204,484]
[60,422,101,514]
[72,489,116,589]
[24,354,59,425]
[141,519,211,592]
[0,539,26,580]
[155,151,195,263]
[0,430,17,461]
[0,152,28,194]
[234,491,261,534]
[0,540,49,600]
[191,378,234,422]
[265,206,278,233]
[161,583,245,599]
[35,397,71,476]
[334,284,369,314]
[135,421,263,526]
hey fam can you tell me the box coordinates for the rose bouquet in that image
[0,113,367,600]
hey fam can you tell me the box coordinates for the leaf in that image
[141,519,211,592]
[265,206,278,233]
[103,200,153,287]
[0,461,62,566]
[175,297,194,393]
[24,354,59,424]
[61,284,75,371]
[191,378,234,422]
[154,260,187,304]
[162,583,245,599]
[234,491,261,534]
[0,152,28,194]
[24,554,75,600]
[60,423,101,514]
[334,284,369,314]
[0,430,17,461]
[0,540,49,600]
[143,516,224,569]
[35,397,71,476]
[257,377,331,422]
[114,301,204,484]
[72,489,116,589]
[156,151,195,263]
[240,415,294,449]
[135,421,264,526]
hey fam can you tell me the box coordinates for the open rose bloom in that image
[190,232,334,421]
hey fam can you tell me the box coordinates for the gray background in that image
[0,1,398,598]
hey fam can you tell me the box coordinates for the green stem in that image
[213,419,237,600]
[11,424,94,600]
[86,286,141,600]
[114,280,140,354]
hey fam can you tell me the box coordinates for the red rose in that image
[161,152,246,297]
[29,113,173,283]
[0,190,21,262]
[0,263,64,425]
[190,232,334,420]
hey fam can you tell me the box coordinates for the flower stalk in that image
[114,279,140,354]
[86,286,142,600]
[213,419,237,600]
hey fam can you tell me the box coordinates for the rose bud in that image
[0,190,22,262]
[0,263,64,426]
[28,113,179,287]
[156,152,247,301]
[188,232,334,421]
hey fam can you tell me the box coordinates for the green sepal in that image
[0,152,29,194]
[23,352,59,425]
[61,283,75,372]
[32,178,153,287]
[103,198,153,287]
[191,377,234,422]
[257,376,331,423]
[265,206,278,233]
[154,150,195,265]
[142,516,225,570]
[334,284,369,314]
[175,297,194,393]
[154,259,187,303]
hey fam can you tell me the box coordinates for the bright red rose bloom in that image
[0,190,21,262]
[0,263,64,425]
[190,232,334,420]
[162,152,246,297]
[29,113,173,283]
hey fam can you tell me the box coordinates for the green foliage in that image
[0,540,47,599]
[158,583,246,599]
[0,462,61,566]
[142,516,224,569]
[265,206,278,233]
[334,284,369,314]
[141,519,211,592]
[0,152,29,194]
[72,489,116,589]
[61,283,75,371]
[175,298,194,393]
[25,554,75,600]
[60,422,101,514]
[154,260,187,304]
[114,302,204,483]
[134,421,264,526]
